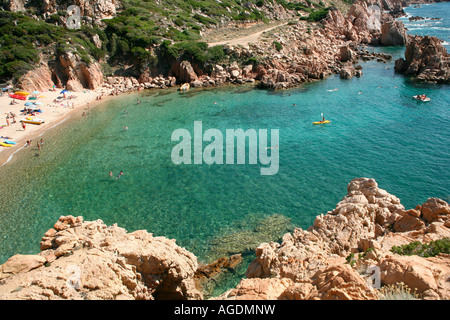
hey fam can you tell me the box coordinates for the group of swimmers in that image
[25,138,45,156]
[109,170,123,179]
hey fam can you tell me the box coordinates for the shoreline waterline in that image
[0,89,138,167]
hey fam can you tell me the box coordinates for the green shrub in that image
[391,238,450,257]
[234,9,265,21]
[193,14,216,26]
[174,41,209,63]
[118,39,130,55]
[206,45,225,63]
[80,54,91,65]
[307,8,330,22]
[159,40,179,61]
[273,41,283,52]
[245,57,260,65]
[131,46,157,69]
[0,60,33,81]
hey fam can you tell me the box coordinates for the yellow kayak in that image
[313,120,330,125]
[1,142,14,147]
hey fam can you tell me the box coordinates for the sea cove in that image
[0,0,449,300]
[1,46,449,267]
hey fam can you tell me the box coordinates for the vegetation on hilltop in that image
[0,0,346,84]
[0,11,108,82]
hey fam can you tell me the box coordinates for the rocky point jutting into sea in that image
[0,178,449,300]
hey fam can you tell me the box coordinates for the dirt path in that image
[206,22,288,47]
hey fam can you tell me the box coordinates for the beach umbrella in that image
[32,91,40,95]
[34,101,43,105]
[24,102,33,106]
[60,89,69,94]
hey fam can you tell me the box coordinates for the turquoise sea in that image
[399,2,450,51]
[0,3,449,296]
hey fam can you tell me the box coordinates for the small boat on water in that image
[413,95,431,102]
[180,83,190,91]
[21,117,45,125]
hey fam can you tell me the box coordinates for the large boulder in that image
[380,20,408,46]
[177,60,198,84]
[378,255,450,300]
[0,255,46,279]
[18,65,55,92]
[394,35,450,83]
[51,51,104,91]
[0,216,202,300]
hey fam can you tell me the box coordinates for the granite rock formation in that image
[218,178,450,300]
[395,35,450,83]
[0,216,202,300]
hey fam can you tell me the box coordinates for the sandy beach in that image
[0,86,115,167]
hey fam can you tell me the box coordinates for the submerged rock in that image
[206,214,294,260]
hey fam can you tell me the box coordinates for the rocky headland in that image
[395,35,450,83]
[1,178,449,300]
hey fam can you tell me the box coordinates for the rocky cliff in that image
[0,216,202,300]
[395,35,450,83]
[1,178,449,300]
[217,178,450,300]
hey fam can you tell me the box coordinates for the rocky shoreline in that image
[16,0,449,95]
[395,35,450,83]
[0,178,448,300]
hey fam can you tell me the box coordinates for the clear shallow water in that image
[0,3,449,296]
